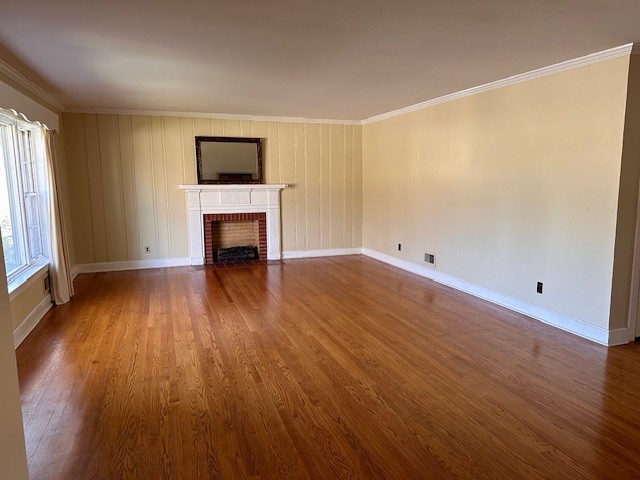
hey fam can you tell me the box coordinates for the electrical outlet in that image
[145,246,151,253]
[537,282,543,294]
[398,243,402,251]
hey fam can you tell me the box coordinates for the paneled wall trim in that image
[64,114,363,265]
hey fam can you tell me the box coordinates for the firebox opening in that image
[203,213,268,264]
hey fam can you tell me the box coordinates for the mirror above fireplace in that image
[196,136,264,184]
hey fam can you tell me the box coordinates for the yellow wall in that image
[63,114,363,263]
[0,231,29,479]
[362,57,631,329]
[10,272,49,331]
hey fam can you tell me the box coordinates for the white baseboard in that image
[362,248,624,346]
[74,257,192,274]
[607,327,631,346]
[282,248,363,259]
[13,294,52,349]
[71,265,79,281]
[74,251,363,272]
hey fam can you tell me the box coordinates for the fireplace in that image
[203,213,267,263]
[179,184,287,265]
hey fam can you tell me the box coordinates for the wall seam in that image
[161,117,172,257]
[115,116,129,260]
[148,116,160,258]
[95,115,109,262]
[127,115,140,259]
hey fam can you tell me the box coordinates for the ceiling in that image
[1,0,640,120]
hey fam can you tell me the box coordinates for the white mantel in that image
[179,184,287,264]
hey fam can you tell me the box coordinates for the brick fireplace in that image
[203,213,267,263]
[179,184,287,265]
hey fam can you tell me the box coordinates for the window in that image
[0,110,48,283]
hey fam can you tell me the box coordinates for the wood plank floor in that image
[16,255,640,479]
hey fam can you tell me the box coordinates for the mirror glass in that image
[196,136,263,184]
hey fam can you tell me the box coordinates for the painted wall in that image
[362,57,631,330]
[10,271,49,331]
[63,114,363,263]
[0,231,29,479]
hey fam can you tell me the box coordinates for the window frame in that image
[0,109,48,286]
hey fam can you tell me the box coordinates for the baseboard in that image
[13,294,52,349]
[282,248,363,259]
[74,251,364,271]
[607,327,631,346]
[74,257,192,274]
[71,265,79,281]
[362,248,623,346]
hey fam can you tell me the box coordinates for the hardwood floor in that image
[16,255,640,479]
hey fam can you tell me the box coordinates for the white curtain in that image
[44,130,74,304]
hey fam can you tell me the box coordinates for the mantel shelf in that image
[179,184,287,191]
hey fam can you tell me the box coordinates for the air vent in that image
[424,253,435,265]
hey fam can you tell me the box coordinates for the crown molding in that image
[63,107,362,126]
[0,58,65,112]
[362,43,640,125]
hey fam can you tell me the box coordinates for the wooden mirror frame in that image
[195,136,264,184]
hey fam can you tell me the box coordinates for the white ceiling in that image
[1,0,640,120]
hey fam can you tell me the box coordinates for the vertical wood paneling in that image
[279,123,296,251]
[305,124,321,249]
[97,115,127,261]
[118,115,141,260]
[294,124,306,249]
[150,117,170,258]
[180,118,196,183]
[353,126,363,246]
[319,125,331,249]
[64,113,94,264]
[210,119,224,136]
[163,117,188,258]
[83,114,108,262]
[193,118,210,137]
[130,116,158,257]
[266,122,280,184]
[64,113,363,262]
[344,126,354,247]
[330,125,344,248]
[223,120,241,137]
